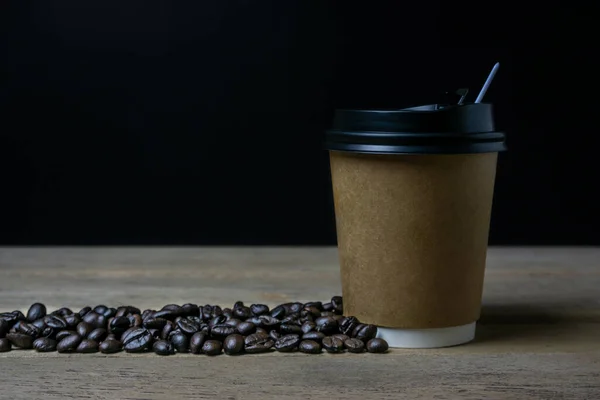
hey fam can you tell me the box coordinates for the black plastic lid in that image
[325,103,506,154]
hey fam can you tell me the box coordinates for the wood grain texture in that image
[1,247,599,400]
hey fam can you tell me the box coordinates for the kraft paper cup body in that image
[325,103,506,348]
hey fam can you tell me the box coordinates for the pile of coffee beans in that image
[0,296,389,356]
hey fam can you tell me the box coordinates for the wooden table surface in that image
[0,247,599,400]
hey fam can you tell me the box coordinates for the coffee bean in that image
[211,324,235,340]
[366,338,389,353]
[0,338,11,352]
[274,334,301,352]
[304,301,323,311]
[181,303,199,317]
[302,306,321,319]
[333,334,349,343]
[259,315,281,330]
[332,314,345,322]
[78,306,92,317]
[190,332,207,354]
[55,330,76,341]
[339,316,360,336]
[6,333,34,349]
[233,301,244,309]
[177,318,200,335]
[244,332,274,354]
[17,322,40,337]
[169,332,189,353]
[224,318,241,328]
[161,321,175,340]
[94,305,108,315]
[315,316,338,335]
[103,308,117,318]
[0,319,11,337]
[244,316,262,326]
[76,322,93,338]
[42,327,55,338]
[32,318,47,330]
[129,314,143,327]
[320,311,335,317]
[290,303,304,314]
[77,339,99,353]
[202,340,222,356]
[301,321,316,334]
[99,339,122,354]
[281,313,301,325]
[27,303,47,322]
[105,333,117,341]
[236,321,256,336]
[153,340,174,355]
[57,334,82,353]
[233,306,252,320]
[12,311,26,321]
[162,303,183,313]
[209,315,227,328]
[149,329,161,339]
[110,316,131,335]
[152,309,179,321]
[82,312,106,329]
[269,330,281,341]
[355,324,377,342]
[122,328,153,353]
[250,304,269,316]
[344,338,365,353]
[331,296,343,314]
[44,315,67,329]
[322,336,344,353]
[0,312,21,324]
[87,328,108,342]
[302,331,325,342]
[299,340,321,354]
[280,324,303,335]
[223,334,244,355]
[141,309,153,320]
[255,327,268,336]
[270,305,286,320]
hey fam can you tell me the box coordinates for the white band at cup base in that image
[376,322,476,348]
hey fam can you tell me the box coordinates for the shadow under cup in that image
[325,103,507,348]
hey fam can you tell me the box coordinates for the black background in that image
[1,1,598,245]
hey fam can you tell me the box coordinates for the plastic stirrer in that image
[475,62,500,103]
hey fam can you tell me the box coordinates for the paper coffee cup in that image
[325,103,506,348]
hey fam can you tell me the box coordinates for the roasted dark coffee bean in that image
[244,332,274,354]
[299,340,321,354]
[320,311,335,317]
[280,324,303,335]
[12,310,26,321]
[78,306,92,317]
[105,333,117,341]
[99,339,122,354]
[162,304,181,312]
[153,340,174,355]
[76,322,93,338]
[0,313,17,324]
[153,309,179,320]
[77,339,99,353]
[161,321,175,340]
[366,338,389,353]
[302,306,321,319]
[44,315,67,329]
[0,338,11,352]
[93,305,108,315]
[0,319,11,337]
[322,336,344,353]
[123,328,153,353]
[209,315,227,328]
[9,320,20,334]
[141,309,153,320]
[42,327,55,338]
[331,296,343,314]
[355,324,377,342]
[304,301,323,311]
[299,315,314,324]
[259,315,281,330]
[290,303,304,314]
[57,334,82,353]
[7,333,34,349]
[315,316,338,335]
[114,307,128,318]
[233,306,252,320]
[344,338,365,353]
[236,321,256,336]
[181,303,199,317]
[17,322,40,337]
[269,330,281,341]
[302,331,325,342]
[148,329,160,339]
[250,304,269,316]
[144,317,168,330]
[222,309,233,319]
[103,308,117,318]
[232,301,244,309]
[55,330,75,341]
[255,327,268,336]
[244,316,263,327]
[27,303,47,322]
[32,318,47,330]
[301,321,316,334]
[129,314,143,327]
[63,314,81,328]
[110,316,131,334]
[332,314,345,322]
[120,327,137,342]
[211,324,235,340]
[281,313,301,324]
[87,328,108,342]
[275,334,301,352]
[82,312,106,329]
[333,334,350,343]
[177,318,200,335]
[169,332,189,353]
[201,340,221,356]
[269,305,286,320]
[224,318,241,328]
[190,332,207,354]
[339,316,360,336]
[223,334,244,355]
